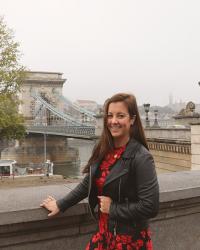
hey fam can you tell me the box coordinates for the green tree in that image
[0,17,26,140]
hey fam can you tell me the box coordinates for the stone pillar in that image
[94,114,103,137]
[191,123,200,170]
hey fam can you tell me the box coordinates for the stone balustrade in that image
[148,139,191,154]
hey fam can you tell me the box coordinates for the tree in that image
[0,17,26,140]
[0,94,25,139]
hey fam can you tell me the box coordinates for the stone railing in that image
[146,138,191,173]
[0,171,200,250]
[145,127,191,141]
[145,127,192,173]
[148,139,191,154]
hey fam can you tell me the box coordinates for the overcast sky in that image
[1,0,200,106]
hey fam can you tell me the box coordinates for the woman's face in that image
[107,101,134,143]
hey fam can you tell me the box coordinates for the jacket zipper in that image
[113,177,122,237]
[113,158,127,237]
[88,165,97,221]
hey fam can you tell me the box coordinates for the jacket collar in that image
[103,139,140,187]
[122,138,141,159]
[90,138,141,187]
[103,158,128,187]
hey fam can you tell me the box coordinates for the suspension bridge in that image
[21,71,101,139]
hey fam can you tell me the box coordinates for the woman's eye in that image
[107,114,127,119]
[117,114,125,119]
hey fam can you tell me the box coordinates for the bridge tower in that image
[18,71,66,122]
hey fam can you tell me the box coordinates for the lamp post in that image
[152,109,160,128]
[44,132,47,163]
[143,103,150,128]
[43,108,47,165]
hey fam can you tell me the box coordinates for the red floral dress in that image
[85,146,153,250]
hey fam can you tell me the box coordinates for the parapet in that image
[0,171,200,250]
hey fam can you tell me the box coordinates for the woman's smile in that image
[107,101,134,147]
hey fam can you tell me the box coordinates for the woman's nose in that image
[111,116,118,123]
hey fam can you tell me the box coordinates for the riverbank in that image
[0,175,81,189]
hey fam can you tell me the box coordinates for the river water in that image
[54,138,96,178]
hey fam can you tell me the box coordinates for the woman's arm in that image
[40,174,89,216]
[56,174,89,212]
[109,152,159,222]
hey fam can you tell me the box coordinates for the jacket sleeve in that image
[56,174,89,212]
[109,152,159,221]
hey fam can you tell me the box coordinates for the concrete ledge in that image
[0,183,89,225]
[0,171,200,250]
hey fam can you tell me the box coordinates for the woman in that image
[40,93,159,250]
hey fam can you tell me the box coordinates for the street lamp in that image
[152,109,160,128]
[44,132,47,163]
[43,107,47,164]
[143,103,150,128]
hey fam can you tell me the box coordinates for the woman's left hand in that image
[98,196,112,214]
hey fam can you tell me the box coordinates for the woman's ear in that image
[131,115,136,125]
[130,120,134,126]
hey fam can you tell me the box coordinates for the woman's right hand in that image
[40,195,60,217]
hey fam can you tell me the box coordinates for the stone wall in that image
[0,171,200,250]
[1,134,78,165]
[145,124,200,172]
[191,123,200,170]
[145,127,191,140]
[148,139,191,173]
[1,135,79,177]
[19,71,66,119]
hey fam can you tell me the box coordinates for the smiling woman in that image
[106,102,136,147]
[40,93,159,250]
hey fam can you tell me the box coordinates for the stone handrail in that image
[147,139,191,154]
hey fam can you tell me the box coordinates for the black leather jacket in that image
[57,138,159,235]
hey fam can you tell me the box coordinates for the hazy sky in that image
[1,0,200,106]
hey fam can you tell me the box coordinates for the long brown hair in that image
[82,93,148,173]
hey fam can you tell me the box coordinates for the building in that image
[74,99,99,112]
[18,71,66,121]
[0,160,16,176]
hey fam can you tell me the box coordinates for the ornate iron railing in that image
[26,125,95,137]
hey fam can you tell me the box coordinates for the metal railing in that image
[26,125,95,137]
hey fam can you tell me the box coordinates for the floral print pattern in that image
[86,146,153,250]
